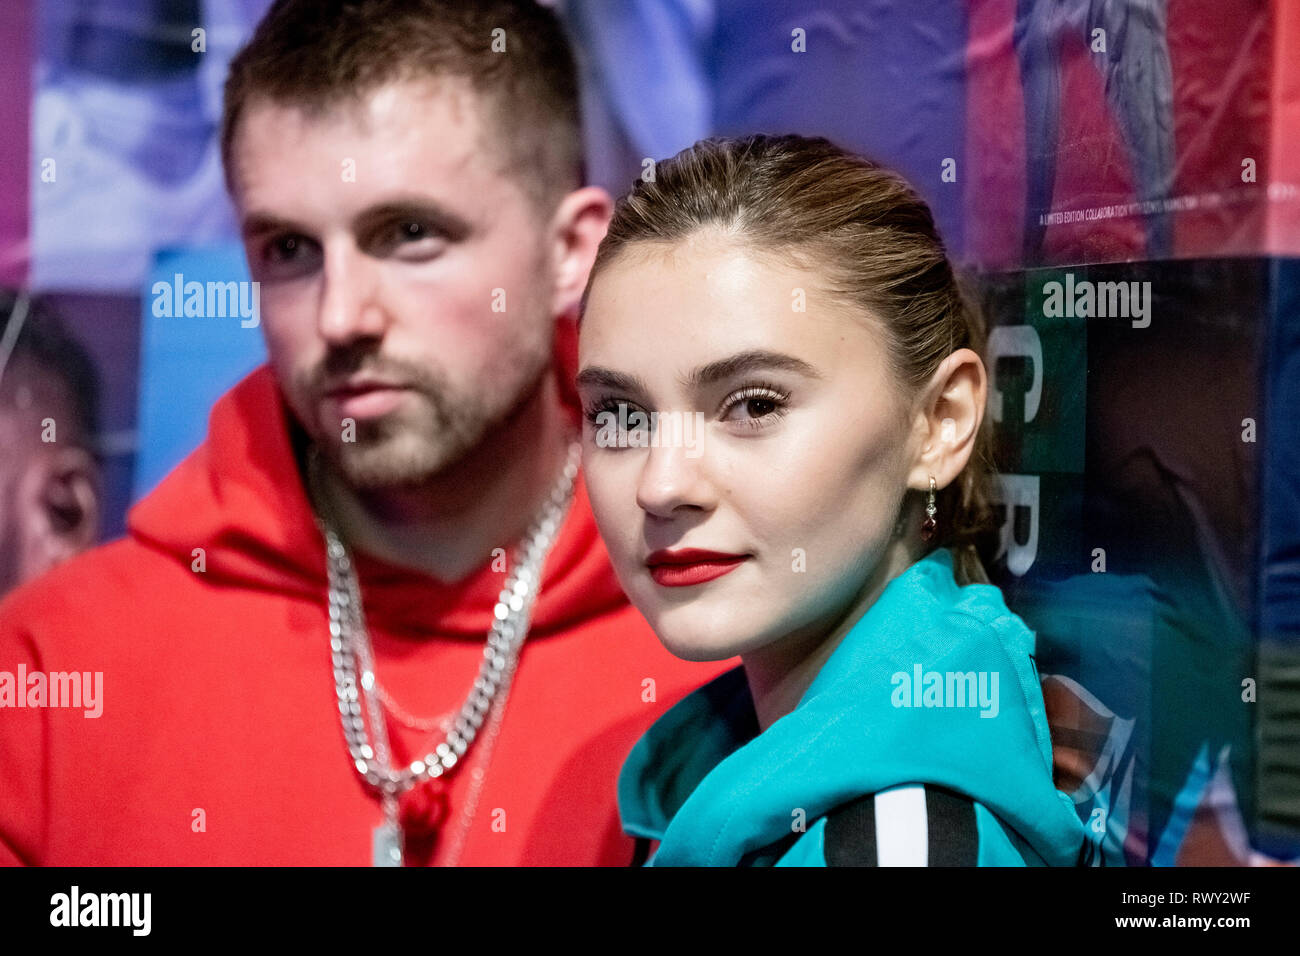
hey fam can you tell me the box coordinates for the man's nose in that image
[316,242,388,346]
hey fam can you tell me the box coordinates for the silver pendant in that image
[372,821,403,867]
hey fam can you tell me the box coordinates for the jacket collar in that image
[618,547,1086,865]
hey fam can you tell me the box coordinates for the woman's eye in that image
[720,386,789,428]
[740,397,778,417]
[584,399,652,448]
[585,399,645,426]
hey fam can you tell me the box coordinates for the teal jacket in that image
[618,547,1090,866]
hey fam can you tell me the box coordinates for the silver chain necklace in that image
[313,439,581,866]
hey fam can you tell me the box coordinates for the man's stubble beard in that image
[302,336,554,493]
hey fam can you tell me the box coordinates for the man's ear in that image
[906,348,987,493]
[548,186,614,318]
[20,445,100,581]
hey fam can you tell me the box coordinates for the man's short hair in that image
[0,290,100,451]
[221,0,585,215]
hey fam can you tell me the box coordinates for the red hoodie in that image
[0,365,732,866]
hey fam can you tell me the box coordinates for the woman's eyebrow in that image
[684,350,823,388]
[575,366,652,398]
[576,351,822,397]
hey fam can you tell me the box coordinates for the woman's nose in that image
[635,435,717,518]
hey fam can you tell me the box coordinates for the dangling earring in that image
[921,476,937,541]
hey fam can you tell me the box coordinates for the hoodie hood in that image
[127,363,626,639]
[618,546,1088,866]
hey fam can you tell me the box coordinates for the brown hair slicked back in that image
[585,135,998,587]
[221,0,583,213]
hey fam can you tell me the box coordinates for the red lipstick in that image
[644,548,750,588]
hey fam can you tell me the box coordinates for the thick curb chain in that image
[321,441,581,799]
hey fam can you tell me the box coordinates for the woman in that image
[575,134,1087,866]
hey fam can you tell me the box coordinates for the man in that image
[0,290,101,600]
[0,0,729,865]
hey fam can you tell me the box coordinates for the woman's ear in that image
[906,348,987,494]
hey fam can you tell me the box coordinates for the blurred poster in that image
[29,0,270,292]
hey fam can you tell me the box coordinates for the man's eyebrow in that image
[353,199,473,240]
[240,211,303,238]
[683,349,823,388]
[238,199,474,242]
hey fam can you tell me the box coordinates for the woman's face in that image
[578,232,920,662]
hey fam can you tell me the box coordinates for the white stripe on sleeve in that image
[874,785,929,866]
